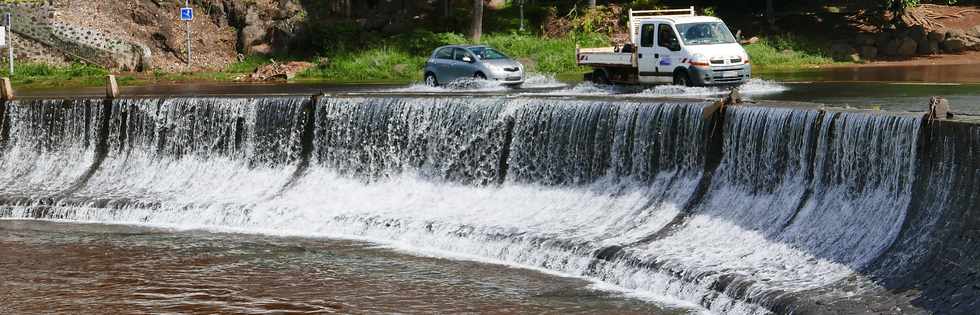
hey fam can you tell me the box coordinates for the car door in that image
[637,23,659,84]
[654,23,683,83]
[453,48,478,79]
[431,48,453,81]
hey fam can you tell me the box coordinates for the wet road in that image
[15,65,980,115]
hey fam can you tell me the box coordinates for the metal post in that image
[185,0,191,68]
[6,13,12,76]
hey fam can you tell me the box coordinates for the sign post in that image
[180,2,194,68]
[3,13,12,75]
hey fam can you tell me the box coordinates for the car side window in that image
[453,48,470,62]
[640,24,655,48]
[658,24,680,51]
[435,48,452,59]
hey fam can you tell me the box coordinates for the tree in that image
[588,0,596,8]
[766,0,775,29]
[470,0,483,42]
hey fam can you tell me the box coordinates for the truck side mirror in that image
[670,40,681,52]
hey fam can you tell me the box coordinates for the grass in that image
[6,63,109,89]
[299,32,610,82]
[743,34,839,71]
[6,32,844,89]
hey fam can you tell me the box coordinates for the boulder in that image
[848,53,862,63]
[245,61,314,81]
[830,42,856,61]
[943,38,966,52]
[971,25,980,38]
[875,32,893,49]
[917,38,932,54]
[909,26,927,42]
[926,40,941,54]
[860,45,878,60]
[897,37,918,56]
[855,34,876,46]
[947,29,967,40]
[883,38,901,56]
[927,31,945,42]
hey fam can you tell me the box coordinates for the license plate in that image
[722,71,739,78]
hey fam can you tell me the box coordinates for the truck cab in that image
[577,8,751,87]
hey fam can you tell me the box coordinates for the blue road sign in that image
[180,8,194,21]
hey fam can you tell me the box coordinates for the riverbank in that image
[7,33,980,91]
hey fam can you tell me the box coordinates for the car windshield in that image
[468,47,509,60]
[676,22,736,46]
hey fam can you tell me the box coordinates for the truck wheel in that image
[592,70,610,85]
[673,71,692,87]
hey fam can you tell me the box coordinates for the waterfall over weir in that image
[0,96,978,314]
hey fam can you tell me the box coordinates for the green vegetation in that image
[743,35,837,71]
[298,31,608,82]
[7,63,108,89]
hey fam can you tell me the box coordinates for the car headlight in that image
[690,54,710,67]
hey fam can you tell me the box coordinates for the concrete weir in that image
[0,92,977,314]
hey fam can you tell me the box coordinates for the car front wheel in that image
[474,72,487,80]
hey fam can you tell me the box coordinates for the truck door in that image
[654,24,683,83]
[637,23,659,84]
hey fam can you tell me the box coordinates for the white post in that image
[6,13,12,76]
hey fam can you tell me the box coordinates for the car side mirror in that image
[462,56,473,63]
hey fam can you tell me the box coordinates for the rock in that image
[241,7,270,53]
[928,96,952,120]
[971,25,980,38]
[247,61,314,81]
[909,26,927,42]
[883,39,901,56]
[926,40,941,54]
[249,44,273,55]
[860,45,878,60]
[830,42,856,61]
[917,38,932,55]
[855,34,876,46]
[943,38,966,52]
[848,53,862,63]
[963,35,980,49]
[928,31,946,42]
[947,29,967,40]
[876,32,893,49]
[897,37,918,56]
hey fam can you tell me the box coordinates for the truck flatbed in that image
[576,47,636,68]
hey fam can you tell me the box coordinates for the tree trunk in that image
[470,0,483,42]
[588,0,596,8]
[766,0,775,29]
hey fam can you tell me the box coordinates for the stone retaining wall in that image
[833,25,980,62]
[0,2,151,71]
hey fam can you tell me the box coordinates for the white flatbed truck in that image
[576,7,751,87]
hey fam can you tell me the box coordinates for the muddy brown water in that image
[0,220,688,314]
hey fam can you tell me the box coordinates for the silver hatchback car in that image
[423,45,525,87]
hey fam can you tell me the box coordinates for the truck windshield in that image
[676,22,736,46]
[468,47,509,60]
